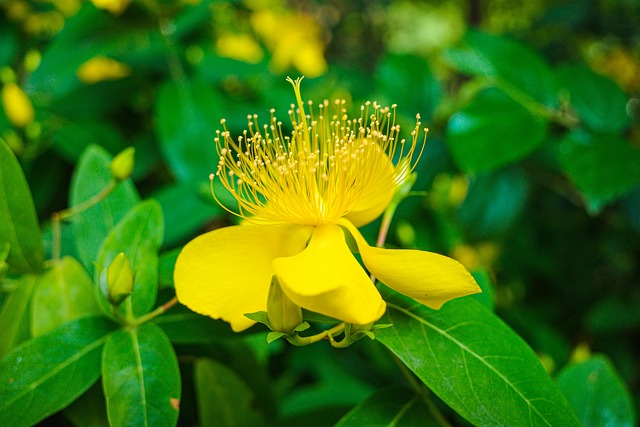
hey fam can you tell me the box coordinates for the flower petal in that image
[273,224,386,325]
[174,224,312,331]
[339,219,481,309]
[344,152,396,227]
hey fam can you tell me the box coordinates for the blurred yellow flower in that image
[90,0,130,14]
[251,9,327,77]
[216,33,264,64]
[77,56,131,85]
[2,82,35,128]
[174,78,480,332]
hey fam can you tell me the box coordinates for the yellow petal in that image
[344,152,396,227]
[174,224,312,331]
[273,224,386,325]
[339,219,481,309]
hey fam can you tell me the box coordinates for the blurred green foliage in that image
[1,0,639,425]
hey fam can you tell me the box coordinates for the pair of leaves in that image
[70,145,140,270]
[70,145,164,317]
[444,30,555,173]
[0,317,181,427]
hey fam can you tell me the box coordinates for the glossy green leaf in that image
[152,182,222,248]
[446,88,548,173]
[31,256,101,337]
[556,65,629,133]
[557,130,640,213]
[336,386,436,426]
[444,30,556,106]
[0,275,36,357]
[96,200,163,317]
[70,145,140,270]
[376,288,580,427]
[155,79,223,183]
[458,167,530,239]
[0,316,116,427]
[194,358,264,427]
[102,323,181,427]
[557,355,636,427]
[0,138,44,274]
[153,305,235,343]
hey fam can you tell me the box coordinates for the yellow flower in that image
[174,78,480,332]
[2,82,35,128]
[76,56,131,85]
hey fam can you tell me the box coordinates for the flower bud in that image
[110,147,135,181]
[100,252,134,306]
[267,276,303,335]
[2,82,35,128]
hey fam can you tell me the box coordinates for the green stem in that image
[286,323,345,346]
[51,180,118,260]
[59,180,118,221]
[131,296,179,327]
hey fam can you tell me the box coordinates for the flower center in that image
[212,77,426,225]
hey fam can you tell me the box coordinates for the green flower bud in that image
[110,147,135,181]
[267,276,303,335]
[100,252,134,306]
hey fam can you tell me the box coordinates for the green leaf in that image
[376,288,580,427]
[446,88,548,173]
[0,316,116,427]
[70,145,140,270]
[102,323,181,427]
[444,30,556,106]
[457,167,530,239]
[557,130,640,213]
[556,65,629,133]
[336,386,437,426]
[152,305,235,343]
[557,355,636,427]
[194,358,264,427]
[96,200,163,317]
[0,138,44,274]
[155,79,223,183]
[0,275,36,357]
[31,256,101,337]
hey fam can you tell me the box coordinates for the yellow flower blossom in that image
[174,78,480,332]
[2,82,35,128]
[77,56,131,85]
